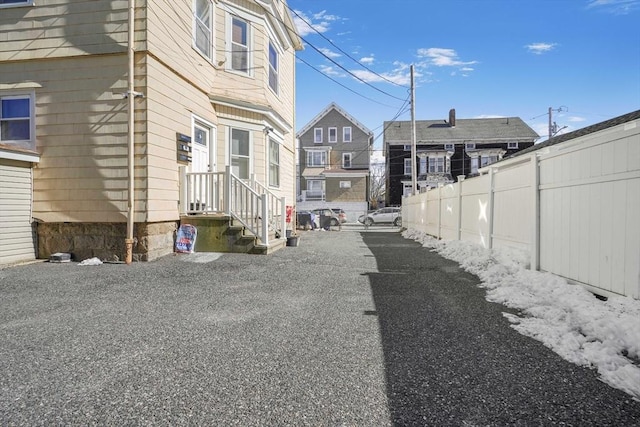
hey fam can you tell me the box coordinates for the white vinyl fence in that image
[403,117,640,299]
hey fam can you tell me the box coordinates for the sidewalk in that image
[0,228,638,425]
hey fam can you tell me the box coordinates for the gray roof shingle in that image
[384,117,539,144]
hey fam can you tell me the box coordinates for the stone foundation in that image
[37,221,178,262]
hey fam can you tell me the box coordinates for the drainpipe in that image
[125,0,135,264]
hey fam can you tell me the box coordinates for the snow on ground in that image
[403,229,640,401]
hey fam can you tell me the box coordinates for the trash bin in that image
[319,214,331,229]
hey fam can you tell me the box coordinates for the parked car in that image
[311,208,341,227]
[330,208,348,223]
[358,207,402,226]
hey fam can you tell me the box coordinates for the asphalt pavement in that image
[1,225,639,426]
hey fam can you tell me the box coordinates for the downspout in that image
[125,0,135,264]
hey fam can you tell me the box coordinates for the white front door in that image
[191,120,212,173]
[189,118,216,211]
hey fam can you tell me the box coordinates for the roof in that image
[384,116,539,144]
[509,109,640,159]
[297,102,374,140]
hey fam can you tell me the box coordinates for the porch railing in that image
[179,166,285,246]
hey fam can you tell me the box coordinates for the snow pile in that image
[78,257,103,266]
[403,229,640,401]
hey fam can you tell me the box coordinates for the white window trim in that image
[428,155,447,173]
[193,0,214,61]
[419,157,427,174]
[343,126,352,143]
[0,0,33,8]
[313,128,323,144]
[0,90,36,150]
[226,12,254,77]
[267,134,282,188]
[306,150,328,167]
[227,126,253,179]
[268,40,279,95]
[339,181,351,189]
[404,158,412,175]
[328,127,338,143]
[342,152,352,168]
[465,143,476,150]
[444,143,455,150]
[508,142,519,149]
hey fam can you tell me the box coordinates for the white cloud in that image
[567,116,587,122]
[360,56,375,64]
[417,48,478,67]
[292,10,339,37]
[318,47,341,59]
[587,0,640,14]
[526,42,557,55]
[318,65,344,77]
[350,69,410,86]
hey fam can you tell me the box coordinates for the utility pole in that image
[548,106,567,140]
[410,64,417,195]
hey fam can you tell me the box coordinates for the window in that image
[314,128,322,143]
[342,153,352,168]
[194,0,213,59]
[480,154,498,168]
[1,94,33,144]
[306,150,327,167]
[419,157,427,174]
[268,137,279,187]
[339,181,351,189]
[404,144,411,151]
[0,0,33,7]
[465,143,476,150]
[444,143,454,150]
[230,128,250,179]
[470,154,500,174]
[428,156,446,173]
[268,42,278,94]
[307,180,324,197]
[328,127,337,143]
[343,127,352,142]
[508,142,519,149]
[404,158,412,175]
[231,16,250,73]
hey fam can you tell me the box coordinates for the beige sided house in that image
[0,0,303,264]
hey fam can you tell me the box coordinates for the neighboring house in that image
[296,103,374,222]
[384,109,539,206]
[0,0,302,264]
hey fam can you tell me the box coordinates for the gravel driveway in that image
[1,227,638,426]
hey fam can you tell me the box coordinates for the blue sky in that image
[288,0,640,155]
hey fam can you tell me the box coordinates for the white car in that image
[358,207,402,226]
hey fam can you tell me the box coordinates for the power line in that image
[286,6,409,89]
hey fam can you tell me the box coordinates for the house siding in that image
[0,159,36,265]
[1,0,300,261]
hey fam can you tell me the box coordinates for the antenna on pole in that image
[410,64,417,195]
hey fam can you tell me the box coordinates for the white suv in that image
[358,207,402,226]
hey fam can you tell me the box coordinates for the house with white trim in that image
[0,0,302,264]
[296,103,374,222]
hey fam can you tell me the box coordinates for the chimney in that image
[449,109,456,127]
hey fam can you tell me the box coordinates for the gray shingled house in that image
[384,109,539,206]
